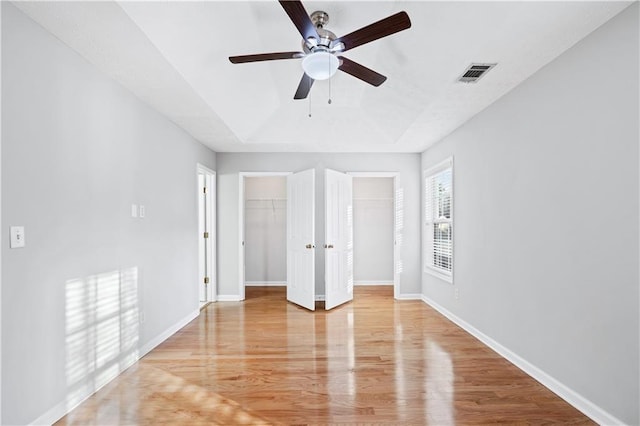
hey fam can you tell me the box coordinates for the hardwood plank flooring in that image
[56,286,593,425]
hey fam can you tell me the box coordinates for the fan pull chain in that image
[328,55,332,105]
[308,83,312,117]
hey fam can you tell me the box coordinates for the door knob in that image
[327,244,334,249]
[306,244,314,249]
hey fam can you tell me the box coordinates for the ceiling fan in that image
[229,1,411,100]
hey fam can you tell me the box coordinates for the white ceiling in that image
[14,1,631,153]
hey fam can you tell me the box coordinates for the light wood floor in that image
[56,286,593,425]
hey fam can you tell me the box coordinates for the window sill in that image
[424,267,453,284]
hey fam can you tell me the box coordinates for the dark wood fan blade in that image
[294,73,314,99]
[229,51,304,64]
[338,57,386,86]
[333,11,411,52]
[279,1,319,42]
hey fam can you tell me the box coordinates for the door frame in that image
[197,164,216,303]
[347,172,400,299]
[238,172,292,301]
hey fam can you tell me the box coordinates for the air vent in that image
[458,63,497,83]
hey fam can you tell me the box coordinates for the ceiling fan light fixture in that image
[302,51,339,80]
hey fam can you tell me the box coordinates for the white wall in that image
[244,177,287,283]
[0,4,3,421]
[421,4,638,424]
[1,4,217,424]
[353,177,394,283]
[217,153,421,298]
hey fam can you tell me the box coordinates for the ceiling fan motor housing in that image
[302,11,338,53]
[310,10,329,28]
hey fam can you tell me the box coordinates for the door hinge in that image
[203,232,209,239]
[204,276,210,284]
[203,187,207,194]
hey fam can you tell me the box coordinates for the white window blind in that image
[424,159,453,281]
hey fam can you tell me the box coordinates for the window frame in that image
[423,157,454,283]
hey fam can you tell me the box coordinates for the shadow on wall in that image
[64,267,140,410]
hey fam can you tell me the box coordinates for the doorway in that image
[239,169,353,311]
[197,165,216,307]
[238,172,291,300]
[348,172,399,298]
[244,176,287,287]
[239,170,398,307]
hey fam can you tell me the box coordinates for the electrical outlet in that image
[454,288,459,300]
[139,205,146,218]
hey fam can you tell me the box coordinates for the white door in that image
[287,169,316,310]
[198,168,216,303]
[198,173,207,302]
[325,169,354,310]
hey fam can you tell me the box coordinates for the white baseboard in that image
[217,295,243,301]
[421,295,625,426]
[139,309,199,357]
[354,281,393,286]
[29,309,199,426]
[245,281,286,287]
[30,388,92,426]
[395,293,422,300]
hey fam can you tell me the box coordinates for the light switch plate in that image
[10,226,25,248]
[131,204,138,218]
[139,205,145,218]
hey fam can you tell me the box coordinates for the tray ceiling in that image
[13,1,632,152]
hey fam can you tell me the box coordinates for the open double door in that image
[287,169,353,311]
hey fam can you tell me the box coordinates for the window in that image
[424,158,453,282]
